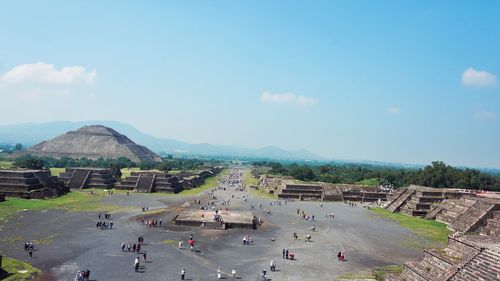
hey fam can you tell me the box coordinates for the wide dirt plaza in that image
[0,168,431,281]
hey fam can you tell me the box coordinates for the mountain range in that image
[0,121,323,161]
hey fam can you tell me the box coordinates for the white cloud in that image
[260,91,317,107]
[0,62,96,101]
[386,106,400,115]
[461,67,497,87]
[474,110,497,121]
[1,62,96,85]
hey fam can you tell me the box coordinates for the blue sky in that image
[0,1,499,167]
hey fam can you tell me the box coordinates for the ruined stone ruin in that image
[25,125,162,162]
[386,234,500,281]
[0,169,67,199]
[59,168,117,189]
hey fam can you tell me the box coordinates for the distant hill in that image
[0,121,323,161]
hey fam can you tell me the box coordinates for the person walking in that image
[181,268,186,280]
[217,267,222,279]
[231,268,237,279]
[134,257,140,272]
[28,247,33,258]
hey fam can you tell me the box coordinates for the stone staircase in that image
[449,201,496,233]
[385,188,415,213]
[434,198,477,225]
[481,211,500,236]
[450,248,500,281]
[67,169,89,189]
[135,173,155,193]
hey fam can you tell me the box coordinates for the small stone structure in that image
[0,169,67,199]
[59,168,116,189]
[174,210,257,229]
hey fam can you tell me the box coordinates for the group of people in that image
[74,269,91,281]
[24,241,34,257]
[141,217,162,227]
[337,251,346,261]
[121,242,143,253]
[96,220,113,229]
[242,235,253,245]
[98,212,111,219]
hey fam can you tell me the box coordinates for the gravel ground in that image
[0,170,427,281]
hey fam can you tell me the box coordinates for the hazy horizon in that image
[1,1,499,168]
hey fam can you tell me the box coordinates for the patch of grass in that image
[0,256,41,281]
[49,167,65,177]
[336,271,375,280]
[243,168,259,187]
[120,167,141,179]
[34,233,59,245]
[370,208,449,244]
[244,168,277,199]
[0,160,13,169]
[162,239,177,245]
[0,191,127,223]
[250,187,277,199]
[355,178,381,186]
[372,265,402,281]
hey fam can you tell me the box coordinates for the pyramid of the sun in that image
[26,125,161,162]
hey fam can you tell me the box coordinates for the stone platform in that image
[173,210,256,229]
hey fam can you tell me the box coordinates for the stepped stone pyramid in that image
[0,169,67,199]
[116,171,182,193]
[116,168,222,193]
[59,168,117,189]
[385,185,465,217]
[25,125,161,163]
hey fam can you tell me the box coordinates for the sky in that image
[0,1,499,168]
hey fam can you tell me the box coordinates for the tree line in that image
[252,161,500,191]
[12,155,219,174]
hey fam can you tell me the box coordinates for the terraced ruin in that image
[384,185,500,281]
[0,169,67,199]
